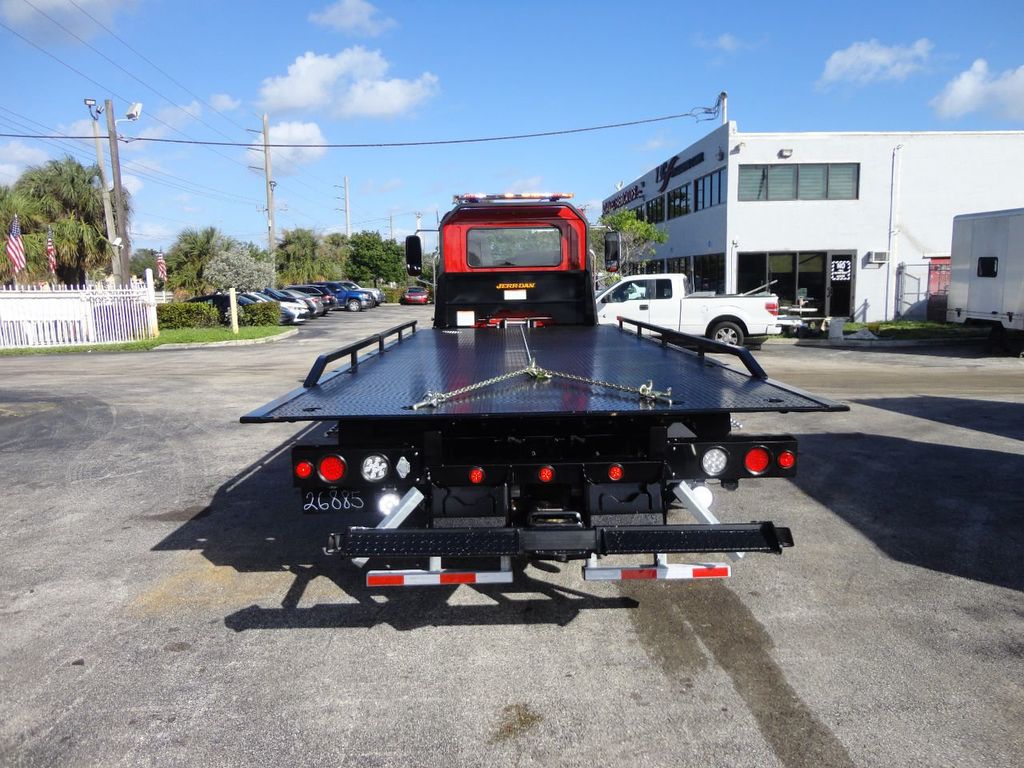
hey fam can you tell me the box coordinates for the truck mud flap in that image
[326,522,793,557]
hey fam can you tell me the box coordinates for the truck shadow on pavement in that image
[792,425,1024,592]
[151,428,638,631]
[851,395,1024,442]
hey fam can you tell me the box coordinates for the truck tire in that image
[346,298,361,312]
[709,320,745,347]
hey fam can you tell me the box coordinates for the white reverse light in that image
[701,447,729,476]
[361,454,390,482]
[377,492,401,515]
[691,483,714,509]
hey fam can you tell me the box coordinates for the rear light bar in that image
[690,440,798,479]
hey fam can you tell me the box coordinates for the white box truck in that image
[947,208,1024,332]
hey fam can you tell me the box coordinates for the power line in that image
[65,0,249,134]
[0,106,721,150]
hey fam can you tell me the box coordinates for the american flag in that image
[6,214,26,274]
[46,226,57,274]
[156,251,167,281]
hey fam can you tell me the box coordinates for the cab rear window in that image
[467,227,561,268]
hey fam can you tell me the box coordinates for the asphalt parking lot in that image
[1,306,1022,768]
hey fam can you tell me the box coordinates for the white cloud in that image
[0,141,49,184]
[121,173,143,195]
[696,33,744,53]
[154,100,202,130]
[209,93,241,112]
[506,177,545,193]
[258,121,328,175]
[129,221,174,245]
[361,178,403,194]
[259,47,438,118]
[931,58,1024,120]
[309,0,395,36]
[818,38,933,87]
[0,0,133,38]
[638,136,668,151]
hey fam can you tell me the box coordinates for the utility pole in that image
[105,98,131,284]
[389,214,394,242]
[262,113,277,261]
[333,176,351,237]
[84,99,119,284]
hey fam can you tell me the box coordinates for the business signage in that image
[602,183,644,214]
[655,151,704,193]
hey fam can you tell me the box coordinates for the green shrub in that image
[383,286,404,303]
[157,302,219,329]
[239,301,280,326]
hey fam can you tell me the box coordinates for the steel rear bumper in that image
[326,523,793,558]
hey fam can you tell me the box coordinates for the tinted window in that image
[977,257,998,277]
[466,227,562,268]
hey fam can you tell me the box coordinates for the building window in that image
[645,195,665,223]
[694,168,726,212]
[666,185,689,218]
[692,253,725,293]
[739,163,860,201]
[629,204,645,222]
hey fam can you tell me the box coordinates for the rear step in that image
[367,556,513,588]
[583,554,731,581]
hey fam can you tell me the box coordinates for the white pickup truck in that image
[595,273,781,347]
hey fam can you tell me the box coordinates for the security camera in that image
[125,102,143,121]
[111,237,123,248]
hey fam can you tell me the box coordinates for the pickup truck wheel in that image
[709,320,744,347]
[346,298,361,312]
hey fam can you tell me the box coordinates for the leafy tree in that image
[599,208,668,273]
[165,226,228,294]
[318,232,350,274]
[205,243,275,292]
[346,231,405,287]
[132,248,158,280]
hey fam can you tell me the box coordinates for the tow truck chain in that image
[412,357,672,410]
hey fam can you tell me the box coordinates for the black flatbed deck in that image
[242,322,846,424]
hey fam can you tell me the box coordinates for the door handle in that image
[639,304,649,310]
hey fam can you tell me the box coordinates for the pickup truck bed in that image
[243,320,844,423]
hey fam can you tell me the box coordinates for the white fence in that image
[0,283,158,349]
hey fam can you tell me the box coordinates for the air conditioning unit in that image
[867,251,889,264]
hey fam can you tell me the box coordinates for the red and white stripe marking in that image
[583,562,731,582]
[366,569,514,587]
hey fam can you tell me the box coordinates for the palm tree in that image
[165,226,230,295]
[12,156,116,284]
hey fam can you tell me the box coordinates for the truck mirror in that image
[405,235,423,276]
[604,231,621,273]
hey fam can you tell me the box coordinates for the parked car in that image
[307,281,374,312]
[265,287,325,317]
[286,284,341,311]
[314,280,383,306]
[400,286,430,305]
[187,292,258,323]
[243,292,307,325]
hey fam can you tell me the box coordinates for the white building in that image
[601,116,1024,321]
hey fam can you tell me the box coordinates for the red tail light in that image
[765,301,779,317]
[294,460,314,480]
[538,466,555,483]
[607,464,624,481]
[744,448,771,475]
[777,450,796,469]
[318,455,347,483]
[469,467,485,484]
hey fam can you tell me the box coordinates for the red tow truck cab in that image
[407,193,598,329]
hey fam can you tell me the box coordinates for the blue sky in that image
[1,0,1022,253]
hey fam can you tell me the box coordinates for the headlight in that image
[361,454,390,482]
